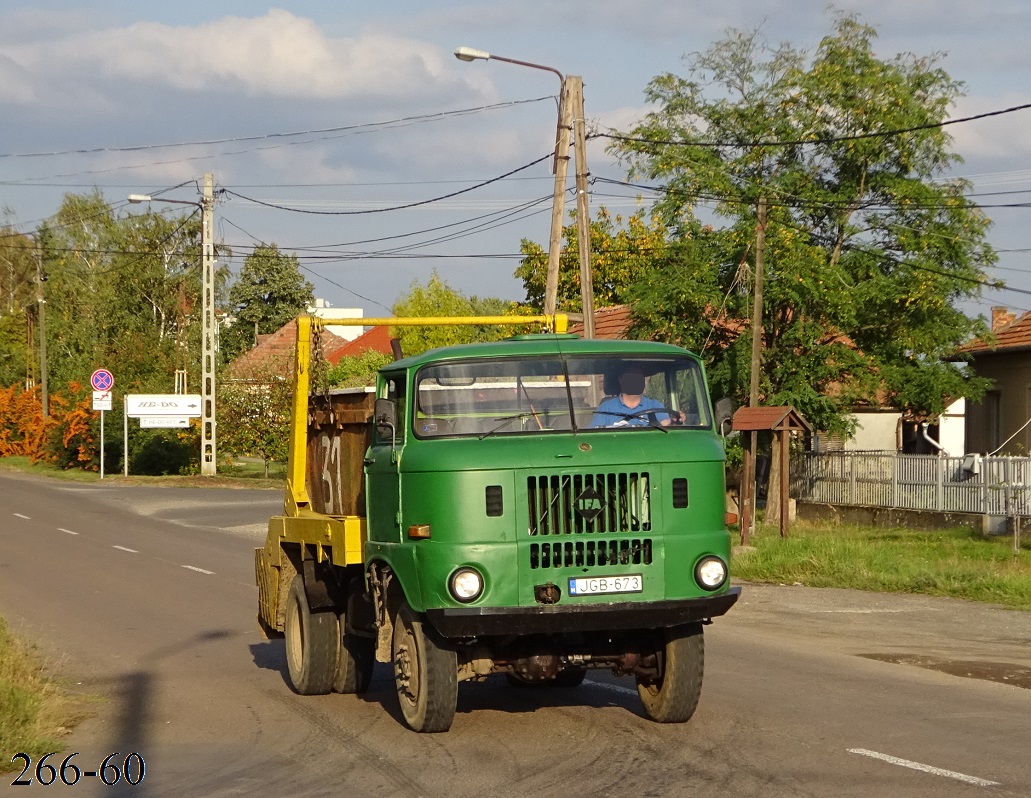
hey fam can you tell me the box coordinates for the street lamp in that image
[455,47,595,337]
[128,173,218,475]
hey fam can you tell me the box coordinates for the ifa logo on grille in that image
[574,486,604,521]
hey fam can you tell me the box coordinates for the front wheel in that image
[392,602,458,732]
[636,625,704,723]
[284,575,338,695]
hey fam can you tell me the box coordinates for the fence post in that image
[936,456,944,513]
[891,454,899,509]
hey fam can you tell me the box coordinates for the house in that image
[952,306,1031,455]
[227,319,395,382]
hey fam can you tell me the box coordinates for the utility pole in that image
[570,76,595,339]
[740,197,766,545]
[544,77,575,320]
[200,173,217,475]
[35,242,48,417]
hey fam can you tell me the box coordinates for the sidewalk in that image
[726,582,1031,689]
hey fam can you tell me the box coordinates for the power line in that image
[593,100,1031,150]
[0,98,554,160]
[223,153,553,215]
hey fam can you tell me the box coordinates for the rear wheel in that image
[284,575,338,695]
[636,625,704,723]
[334,610,375,694]
[392,602,457,732]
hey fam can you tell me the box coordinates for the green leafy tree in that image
[217,369,292,477]
[607,12,994,434]
[326,349,392,388]
[39,192,205,394]
[221,243,313,363]
[390,272,517,357]
[516,207,679,313]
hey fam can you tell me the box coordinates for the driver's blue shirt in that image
[589,394,668,428]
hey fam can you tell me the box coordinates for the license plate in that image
[567,574,643,596]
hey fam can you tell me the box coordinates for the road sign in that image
[92,390,112,411]
[125,394,202,418]
[91,368,114,392]
[139,416,191,428]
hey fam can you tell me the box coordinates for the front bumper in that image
[425,586,740,638]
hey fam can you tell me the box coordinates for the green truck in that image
[256,314,739,732]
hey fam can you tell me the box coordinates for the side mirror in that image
[714,397,734,437]
[374,397,397,440]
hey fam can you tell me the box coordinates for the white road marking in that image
[848,748,1000,787]
[112,545,138,553]
[58,528,79,535]
[182,565,215,575]
[13,512,30,519]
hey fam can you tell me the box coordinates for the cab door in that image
[365,374,404,543]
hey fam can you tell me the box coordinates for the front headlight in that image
[694,556,728,591]
[449,567,484,603]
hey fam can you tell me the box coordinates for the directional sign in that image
[91,368,114,392]
[92,390,112,412]
[139,416,191,428]
[126,394,202,418]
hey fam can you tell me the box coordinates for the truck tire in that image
[392,602,457,732]
[334,612,375,694]
[636,624,704,723]
[285,574,338,695]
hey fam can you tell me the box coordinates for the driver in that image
[589,367,684,428]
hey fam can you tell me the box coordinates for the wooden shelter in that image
[732,406,812,542]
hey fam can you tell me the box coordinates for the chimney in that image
[992,306,1016,331]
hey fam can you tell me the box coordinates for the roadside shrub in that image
[129,429,196,475]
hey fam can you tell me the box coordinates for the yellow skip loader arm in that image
[256,313,568,635]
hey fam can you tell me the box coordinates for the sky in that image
[2,1,1031,321]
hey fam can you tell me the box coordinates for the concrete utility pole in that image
[545,77,574,321]
[570,76,595,339]
[200,173,217,476]
[35,242,48,417]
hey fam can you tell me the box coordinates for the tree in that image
[326,349,392,388]
[516,207,678,314]
[390,272,517,357]
[221,243,313,362]
[217,369,293,477]
[39,192,205,394]
[606,12,994,434]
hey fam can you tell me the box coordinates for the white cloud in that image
[3,8,483,106]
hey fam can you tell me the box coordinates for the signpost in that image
[123,394,203,476]
[90,369,114,479]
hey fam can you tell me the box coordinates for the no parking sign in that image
[90,368,114,392]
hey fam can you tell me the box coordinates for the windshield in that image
[412,354,711,438]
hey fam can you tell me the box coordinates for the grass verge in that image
[0,455,284,488]
[733,520,1031,611]
[0,618,92,773]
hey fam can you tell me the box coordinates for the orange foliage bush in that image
[0,382,99,469]
[0,384,49,459]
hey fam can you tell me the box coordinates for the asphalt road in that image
[1,471,1029,797]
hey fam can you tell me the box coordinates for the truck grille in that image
[526,472,651,536]
[529,538,653,570]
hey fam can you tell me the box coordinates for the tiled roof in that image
[955,309,1031,355]
[568,304,748,341]
[326,325,395,364]
[227,320,348,379]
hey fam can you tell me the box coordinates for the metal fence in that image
[792,451,1031,517]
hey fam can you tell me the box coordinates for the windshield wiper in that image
[478,413,539,440]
